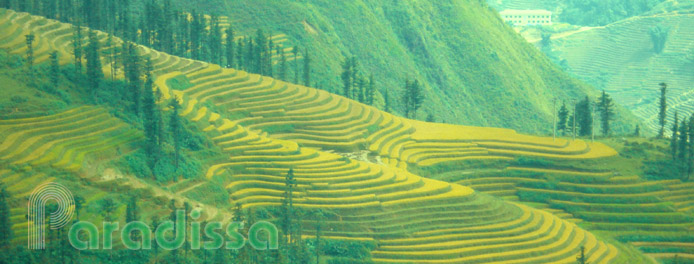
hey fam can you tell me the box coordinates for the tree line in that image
[556,91,615,138]
[1,0,312,85]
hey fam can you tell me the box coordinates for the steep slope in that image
[0,8,629,263]
[550,12,694,133]
[172,0,636,134]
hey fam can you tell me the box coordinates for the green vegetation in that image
[210,0,633,132]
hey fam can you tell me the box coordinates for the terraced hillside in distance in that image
[2,7,694,264]
[210,0,643,135]
[550,12,694,133]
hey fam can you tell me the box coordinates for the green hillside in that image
[546,12,694,133]
[2,5,694,264]
[176,0,638,134]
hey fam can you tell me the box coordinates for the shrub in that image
[643,159,686,180]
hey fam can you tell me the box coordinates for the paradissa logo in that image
[29,183,279,251]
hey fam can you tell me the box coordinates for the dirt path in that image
[99,169,232,223]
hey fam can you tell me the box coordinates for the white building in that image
[500,10,553,26]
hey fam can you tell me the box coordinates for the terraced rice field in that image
[552,13,694,132]
[0,106,144,244]
[3,8,691,262]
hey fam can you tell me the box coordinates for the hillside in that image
[170,0,639,134]
[3,7,694,263]
[548,12,694,133]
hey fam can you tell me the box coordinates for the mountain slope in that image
[174,0,637,134]
[0,8,630,263]
[549,12,694,133]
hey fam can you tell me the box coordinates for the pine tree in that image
[125,197,140,242]
[568,114,576,137]
[72,24,83,73]
[25,33,35,72]
[225,28,235,68]
[303,48,311,87]
[678,119,688,162]
[170,96,182,171]
[367,74,375,106]
[315,218,322,264]
[0,185,11,249]
[672,111,679,161]
[557,102,569,135]
[293,46,299,84]
[403,79,425,119]
[658,83,668,138]
[384,90,390,113]
[142,59,159,179]
[341,58,352,98]
[426,113,435,122]
[576,96,593,137]
[86,30,103,97]
[357,77,365,103]
[209,15,222,66]
[237,38,245,70]
[279,46,287,81]
[49,51,60,85]
[282,168,296,257]
[576,246,587,264]
[125,42,142,115]
[268,38,274,77]
[596,90,615,136]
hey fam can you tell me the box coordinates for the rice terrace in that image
[0,0,693,263]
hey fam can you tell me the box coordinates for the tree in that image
[74,195,85,221]
[49,51,60,85]
[125,197,140,242]
[125,42,142,114]
[315,218,322,264]
[672,112,679,161]
[25,34,35,73]
[170,96,182,171]
[649,25,670,54]
[341,57,353,98]
[268,37,274,77]
[634,125,641,137]
[540,32,552,50]
[303,48,311,86]
[426,113,435,122]
[678,119,688,162]
[568,111,576,138]
[576,246,587,264]
[86,30,103,97]
[367,74,375,105]
[384,90,391,113]
[576,96,593,137]
[72,24,83,73]
[225,28,235,68]
[142,59,159,178]
[237,38,245,70]
[658,83,668,138]
[101,198,117,222]
[208,15,222,66]
[282,168,296,258]
[293,46,299,84]
[557,102,569,135]
[278,46,287,81]
[0,186,11,249]
[403,79,425,119]
[596,90,615,136]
